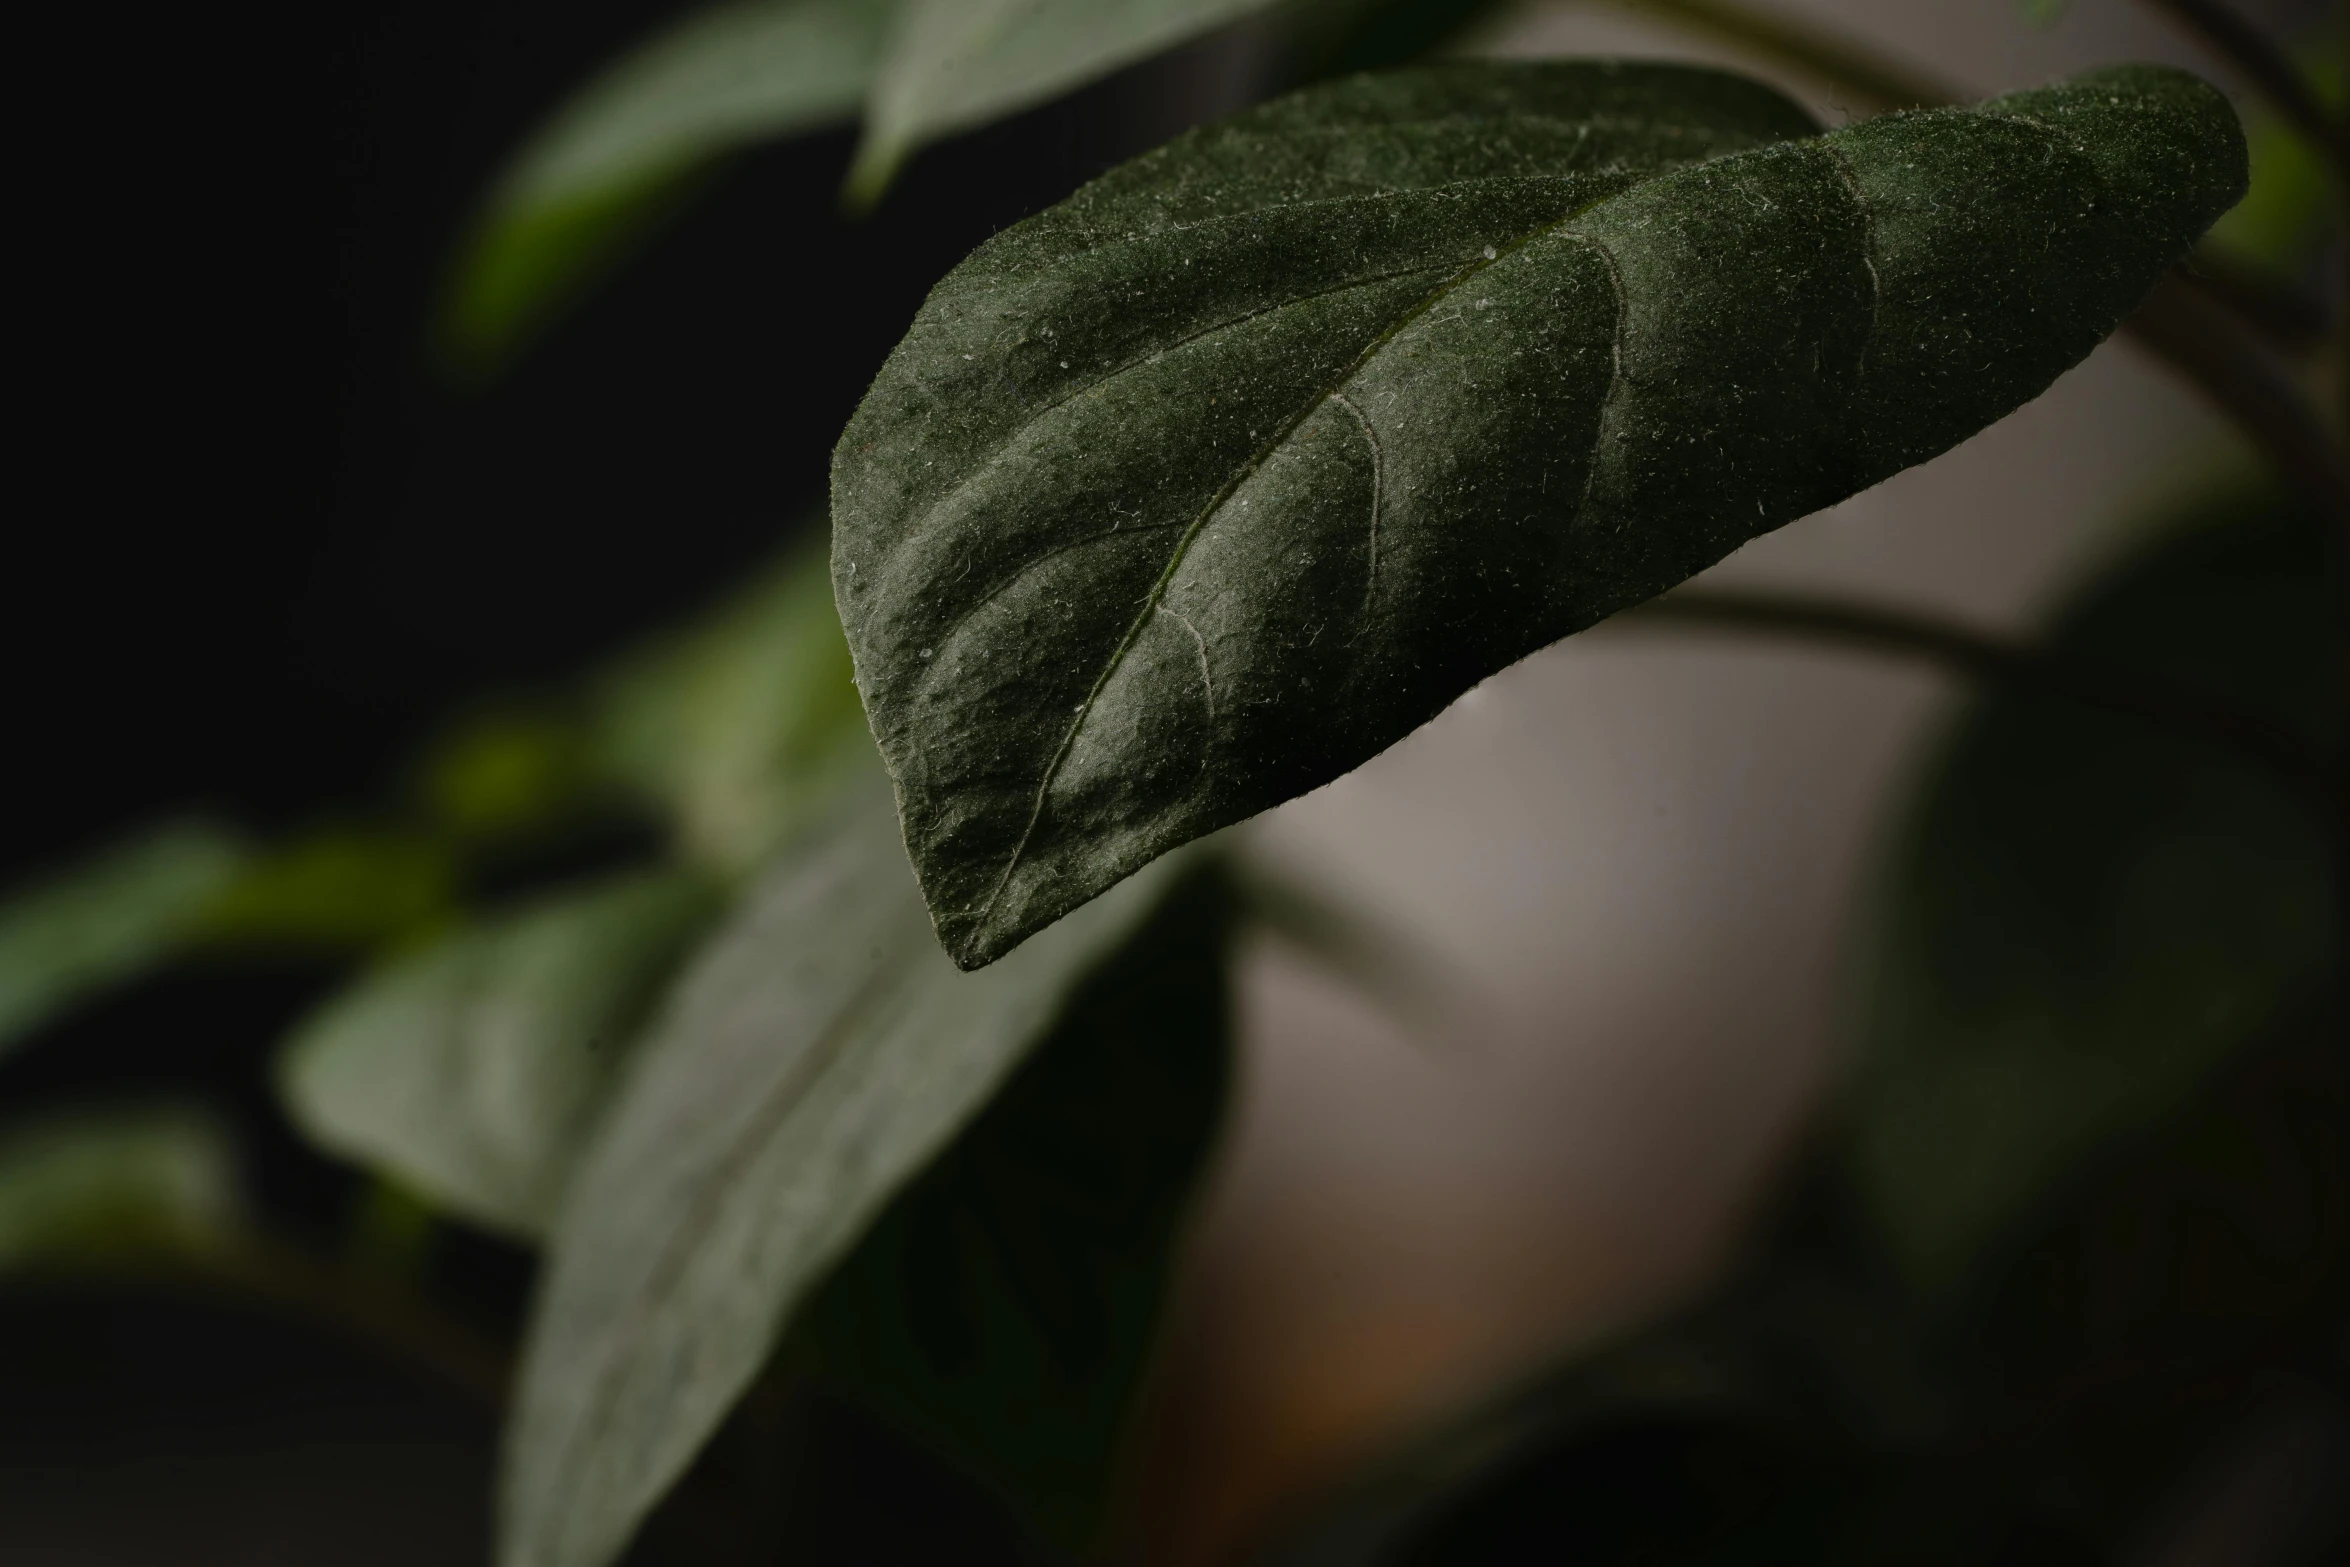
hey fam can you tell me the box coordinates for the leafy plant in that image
[4,0,2344,1564]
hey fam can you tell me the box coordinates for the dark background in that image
[4,6,1235,1559]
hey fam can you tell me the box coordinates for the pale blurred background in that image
[1127,3,2315,1558]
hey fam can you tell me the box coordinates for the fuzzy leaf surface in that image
[498,769,1185,1567]
[833,61,2246,967]
[278,871,720,1239]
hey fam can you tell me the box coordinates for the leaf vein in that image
[543,946,917,1549]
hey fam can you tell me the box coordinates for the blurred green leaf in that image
[1889,1008,2350,1558]
[797,861,1233,1550]
[187,826,459,954]
[419,707,595,844]
[441,0,895,381]
[2202,24,2341,278]
[498,765,1191,1567]
[1282,0,1512,77]
[278,870,720,1239]
[1846,485,2343,1299]
[844,0,1280,206]
[0,1104,244,1271]
[593,536,869,874]
[0,820,250,1059]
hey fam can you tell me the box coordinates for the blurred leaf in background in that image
[444,0,1333,378]
[0,820,250,1059]
[439,0,895,381]
[1890,1008,2350,1561]
[0,1103,245,1272]
[186,826,460,955]
[278,869,721,1239]
[592,537,869,876]
[843,0,1278,205]
[1278,0,1512,78]
[498,770,1198,1567]
[1845,483,2342,1300]
[2200,21,2342,281]
[418,705,600,847]
[798,860,1235,1551]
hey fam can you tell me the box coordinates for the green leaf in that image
[0,821,249,1058]
[592,537,870,875]
[277,871,721,1239]
[440,0,895,380]
[498,767,1194,1567]
[186,827,458,954]
[1919,1009,2350,1553]
[0,1104,244,1271]
[1845,485,2343,1298]
[832,61,2246,968]
[417,707,595,844]
[844,0,1280,206]
[797,862,1233,1549]
[2202,24,2341,278]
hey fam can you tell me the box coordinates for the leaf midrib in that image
[531,931,925,1562]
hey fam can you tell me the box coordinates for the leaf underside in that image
[278,871,719,1240]
[497,768,1187,1567]
[832,60,2246,968]
[798,861,1233,1549]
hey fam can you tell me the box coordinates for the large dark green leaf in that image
[276,871,721,1239]
[832,61,2246,968]
[497,767,1193,1567]
[0,821,249,1058]
[797,862,1233,1550]
[1846,487,2342,1297]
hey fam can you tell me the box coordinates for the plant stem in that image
[1619,589,2345,823]
[1602,0,1958,111]
[2139,0,2350,194]
[2127,272,2350,550]
[2183,246,2335,355]
[194,1233,513,1409]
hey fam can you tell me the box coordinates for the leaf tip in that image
[840,133,907,218]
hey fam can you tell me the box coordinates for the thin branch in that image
[17,1238,513,1409]
[1618,590,2345,822]
[2180,246,2335,355]
[1604,0,1960,112]
[187,1235,513,1409]
[2124,271,2350,559]
[2140,0,2350,193]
